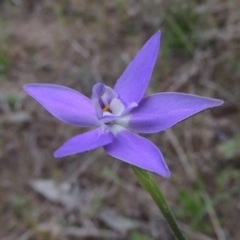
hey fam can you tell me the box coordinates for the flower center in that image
[91,83,137,124]
[102,104,111,112]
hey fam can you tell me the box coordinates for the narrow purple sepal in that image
[114,31,160,104]
[24,84,100,127]
[54,126,114,158]
[128,93,224,133]
[104,129,170,177]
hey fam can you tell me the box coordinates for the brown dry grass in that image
[0,0,240,239]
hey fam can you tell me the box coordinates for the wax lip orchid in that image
[23,31,223,177]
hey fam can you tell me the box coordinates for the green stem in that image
[132,167,186,240]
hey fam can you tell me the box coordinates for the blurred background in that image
[0,0,240,239]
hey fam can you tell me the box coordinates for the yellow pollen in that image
[102,105,110,112]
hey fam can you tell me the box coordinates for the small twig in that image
[165,129,196,181]
[65,227,121,239]
[201,192,226,240]
[65,149,102,183]
[16,230,33,240]
[166,129,226,240]
[179,223,215,240]
[71,39,103,82]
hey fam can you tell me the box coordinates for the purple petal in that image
[127,93,224,133]
[24,84,100,127]
[54,126,114,158]
[114,31,160,104]
[104,128,170,177]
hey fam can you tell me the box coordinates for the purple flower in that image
[23,31,223,177]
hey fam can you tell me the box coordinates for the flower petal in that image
[54,126,114,158]
[114,31,160,104]
[24,84,99,127]
[104,127,170,177]
[127,93,224,133]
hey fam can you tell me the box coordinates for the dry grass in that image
[0,0,240,239]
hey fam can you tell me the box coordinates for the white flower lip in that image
[109,98,125,115]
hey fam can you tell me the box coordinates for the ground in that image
[0,0,240,239]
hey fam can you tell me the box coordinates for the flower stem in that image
[132,167,186,240]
